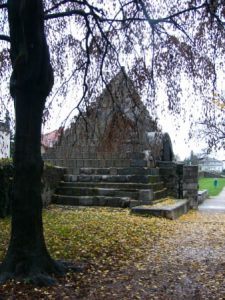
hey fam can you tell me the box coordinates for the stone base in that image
[131,199,190,220]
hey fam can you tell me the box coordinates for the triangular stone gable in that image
[44,69,173,170]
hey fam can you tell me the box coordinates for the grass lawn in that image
[198,177,225,196]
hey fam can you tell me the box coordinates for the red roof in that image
[41,128,63,148]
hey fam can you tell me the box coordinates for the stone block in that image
[91,160,98,168]
[183,166,198,179]
[77,175,91,182]
[76,160,84,168]
[64,174,77,182]
[159,168,176,176]
[82,152,89,159]
[157,161,176,168]
[105,159,114,167]
[98,160,106,168]
[75,169,80,175]
[127,152,146,160]
[83,160,90,168]
[79,197,93,206]
[111,153,118,159]
[183,183,198,190]
[130,159,147,167]
[74,151,83,159]
[79,168,93,175]
[129,200,140,207]
[198,189,208,204]
[138,189,153,202]
[68,168,73,174]
[113,160,121,168]
[131,199,190,219]
[91,152,98,159]
[110,168,118,175]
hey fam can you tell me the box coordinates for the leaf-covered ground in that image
[0,206,225,299]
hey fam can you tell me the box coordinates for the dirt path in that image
[81,211,225,300]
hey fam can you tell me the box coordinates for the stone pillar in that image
[183,165,198,209]
[158,161,178,198]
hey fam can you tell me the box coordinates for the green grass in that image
[198,177,225,196]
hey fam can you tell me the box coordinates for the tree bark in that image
[0,0,65,285]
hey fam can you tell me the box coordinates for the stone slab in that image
[59,181,165,191]
[52,194,131,208]
[131,199,190,220]
[198,189,208,204]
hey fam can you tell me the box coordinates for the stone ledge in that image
[131,199,190,220]
[198,189,208,204]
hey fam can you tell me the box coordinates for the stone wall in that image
[198,189,208,204]
[44,151,156,175]
[158,161,198,208]
[0,161,66,217]
[42,165,67,207]
[157,162,184,199]
[183,165,198,208]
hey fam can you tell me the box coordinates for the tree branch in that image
[44,0,208,25]
[0,3,7,9]
[44,0,69,14]
[136,0,208,25]
[45,9,88,20]
[0,34,10,43]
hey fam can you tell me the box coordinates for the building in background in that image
[41,128,63,155]
[198,157,223,173]
[0,120,10,159]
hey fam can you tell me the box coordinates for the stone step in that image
[55,186,155,201]
[79,167,159,176]
[131,199,190,220]
[52,194,134,208]
[64,174,161,184]
[56,187,138,198]
[45,158,154,175]
[59,181,165,191]
[45,151,148,160]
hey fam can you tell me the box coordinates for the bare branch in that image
[0,3,7,9]
[133,0,208,26]
[44,0,208,25]
[44,0,69,14]
[45,9,88,20]
[0,34,10,43]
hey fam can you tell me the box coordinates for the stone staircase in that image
[52,158,168,207]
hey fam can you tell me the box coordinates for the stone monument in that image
[44,68,173,172]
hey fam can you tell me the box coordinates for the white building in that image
[0,121,10,159]
[198,157,223,173]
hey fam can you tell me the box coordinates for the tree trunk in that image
[0,0,65,285]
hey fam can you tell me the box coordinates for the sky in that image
[159,115,224,161]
